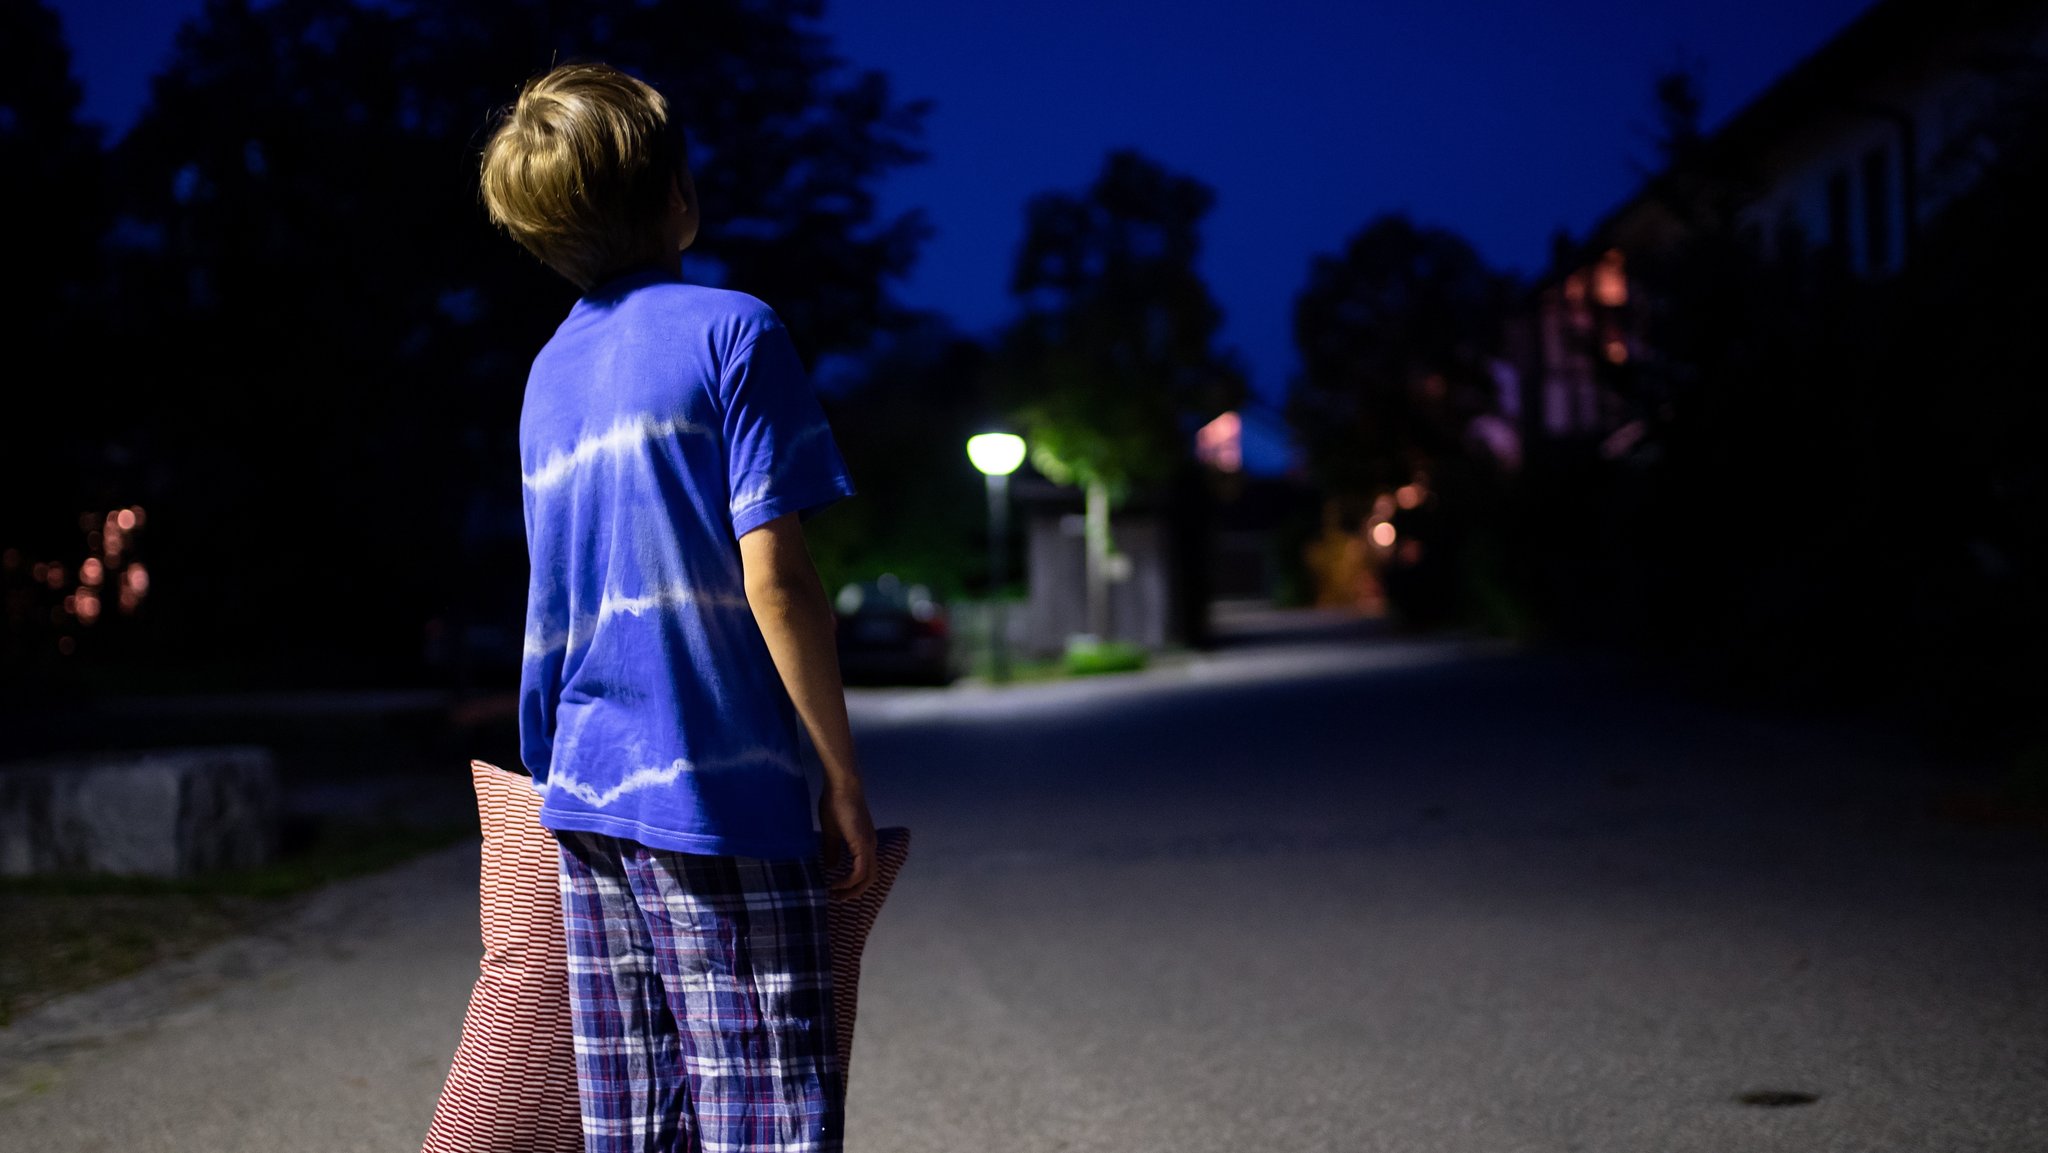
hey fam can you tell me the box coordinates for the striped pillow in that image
[828,824,913,1090]
[420,760,581,1153]
[422,760,909,1152]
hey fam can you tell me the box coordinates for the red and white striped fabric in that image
[829,825,913,1093]
[422,760,910,1151]
[421,760,582,1153]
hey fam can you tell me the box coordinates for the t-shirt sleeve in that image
[720,318,856,538]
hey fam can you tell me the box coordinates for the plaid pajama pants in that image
[557,831,843,1153]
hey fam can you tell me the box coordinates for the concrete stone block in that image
[0,746,280,878]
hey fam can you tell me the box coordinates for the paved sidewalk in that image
[0,844,480,1150]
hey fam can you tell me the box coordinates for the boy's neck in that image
[587,258,683,296]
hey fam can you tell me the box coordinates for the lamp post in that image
[966,432,1026,683]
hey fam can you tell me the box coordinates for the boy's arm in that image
[739,511,876,900]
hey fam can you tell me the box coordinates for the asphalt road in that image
[4,608,2044,1151]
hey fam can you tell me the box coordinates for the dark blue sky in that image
[55,0,1876,405]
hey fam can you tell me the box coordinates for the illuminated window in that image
[1195,411,1243,473]
[1593,250,1627,307]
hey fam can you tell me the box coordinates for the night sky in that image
[54,0,1877,405]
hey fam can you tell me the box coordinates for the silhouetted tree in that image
[0,0,103,320]
[1285,214,1514,629]
[82,0,928,682]
[1645,59,1706,171]
[806,316,994,600]
[990,149,1243,637]
[0,0,110,669]
[1635,63,1753,238]
[1288,214,1507,495]
[999,150,1242,493]
[0,0,104,499]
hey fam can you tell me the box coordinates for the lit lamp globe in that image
[966,432,1027,477]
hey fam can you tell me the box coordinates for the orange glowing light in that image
[1604,339,1629,364]
[82,558,104,586]
[1196,411,1243,473]
[119,589,139,612]
[127,564,150,593]
[1396,484,1424,510]
[76,592,100,623]
[45,565,65,589]
[1371,522,1398,548]
[1594,249,1628,308]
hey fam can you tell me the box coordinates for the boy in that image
[479,61,875,1152]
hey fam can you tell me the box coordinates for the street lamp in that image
[967,432,1026,682]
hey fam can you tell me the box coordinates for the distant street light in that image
[967,432,1027,478]
[967,433,1026,682]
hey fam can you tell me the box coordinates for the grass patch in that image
[0,892,273,1028]
[1063,638,1150,676]
[962,639,1163,683]
[965,655,1070,684]
[0,818,473,1025]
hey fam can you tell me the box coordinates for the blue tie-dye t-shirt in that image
[516,268,855,860]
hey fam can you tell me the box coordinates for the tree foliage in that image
[0,0,105,543]
[806,318,996,598]
[14,0,929,683]
[1287,213,1509,498]
[991,149,1242,500]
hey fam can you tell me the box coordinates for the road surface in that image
[3,607,2043,1151]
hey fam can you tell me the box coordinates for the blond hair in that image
[479,63,687,291]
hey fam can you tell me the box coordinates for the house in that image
[1512,0,2048,448]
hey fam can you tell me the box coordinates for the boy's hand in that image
[819,781,876,902]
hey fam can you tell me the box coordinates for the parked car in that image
[834,575,952,685]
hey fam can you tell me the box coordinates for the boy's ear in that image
[670,169,698,217]
[668,168,702,254]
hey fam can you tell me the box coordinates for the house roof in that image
[1548,0,2038,280]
